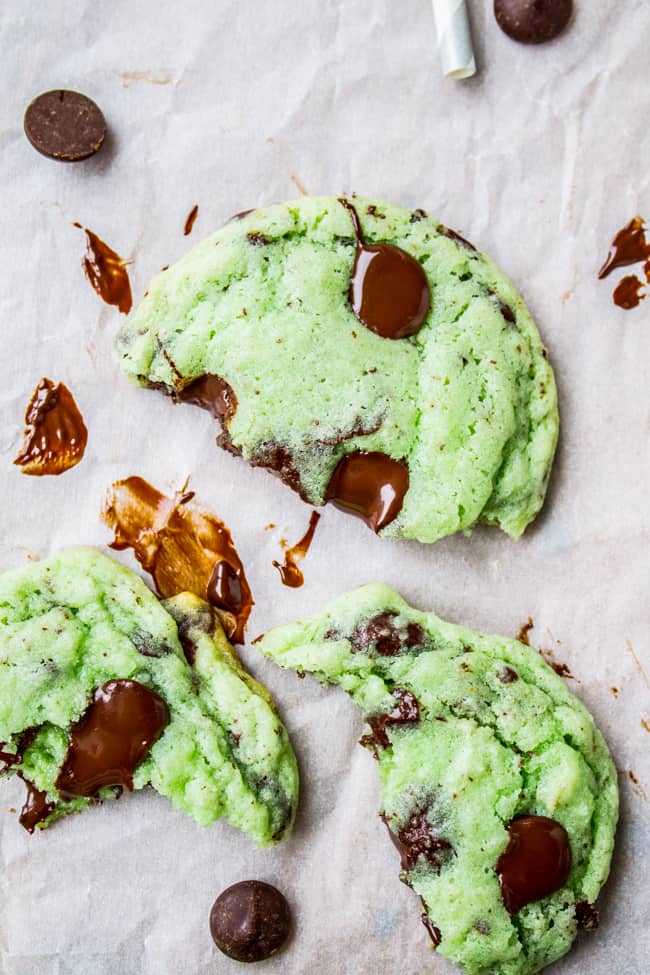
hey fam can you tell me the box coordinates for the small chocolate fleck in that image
[210,880,291,963]
[498,666,519,684]
[247,231,270,246]
[437,224,477,253]
[516,617,534,645]
[494,0,573,44]
[230,209,253,221]
[14,378,88,476]
[79,227,133,314]
[497,815,572,915]
[24,90,106,161]
[421,913,442,946]
[410,208,428,223]
[184,203,199,236]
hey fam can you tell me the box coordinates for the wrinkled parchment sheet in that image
[1,1,649,972]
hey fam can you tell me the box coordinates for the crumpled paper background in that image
[1,1,649,972]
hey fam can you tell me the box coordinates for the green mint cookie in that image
[258,584,618,974]
[0,548,298,845]
[115,196,558,543]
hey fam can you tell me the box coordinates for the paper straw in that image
[431,0,476,79]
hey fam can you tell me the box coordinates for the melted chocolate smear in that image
[613,274,645,310]
[79,227,132,314]
[575,900,600,931]
[14,378,88,476]
[386,807,453,873]
[210,880,291,963]
[173,374,237,422]
[494,0,573,44]
[103,476,253,643]
[599,217,650,278]
[183,203,199,236]
[599,216,650,310]
[339,198,430,339]
[326,450,409,532]
[352,612,427,657]
[273,511,321,588]
[421,913,442,947]
[0,727,40,770]
[360,689,420,751]
[55,680,169,798]
[497,815,572,915]
[18,774,56,832]
[516,617,534,645]
[251,443,309,501]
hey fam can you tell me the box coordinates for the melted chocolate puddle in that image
[338,198,430,339]
[103,476,253,643]
[75,224,133,314]
[14,378,87,476]
[18,773,56,832]
[497,815,572,914]
[598,216,650,310]
[55,680,169,798]
[272,511,320,588]
[326,450,409,532]
[184,204,199,236]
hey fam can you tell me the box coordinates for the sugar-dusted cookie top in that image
[116,197,558,543]
[258,584,618,975]
[0,548,297,844]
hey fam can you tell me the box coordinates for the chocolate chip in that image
[384,807,453,873]
[24,90,106,161]
[498,666,519,684]
[494,0,573,44]
[575,900,600,930]
[360,689,421,751]
[210,881,291,962]
[497,815,572,914]
[351,612,428,657]
[247,231,270,246]
[325,451,409,532]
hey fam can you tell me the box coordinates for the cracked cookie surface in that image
[115,196,558,543]
[0,548,298,844]
[258,584,618,975]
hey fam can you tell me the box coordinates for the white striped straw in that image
[431,0,477,79]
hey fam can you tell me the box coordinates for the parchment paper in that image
[1,2,649,972]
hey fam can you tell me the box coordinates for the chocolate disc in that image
[494,0,573,44]
[497,815,572,914]
[24,90,106,161]
[210,880,291,962]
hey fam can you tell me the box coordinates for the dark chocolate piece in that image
[55,679,169,798]
[498,666,519,684]
[14,378,88,476]
[494,0,573,44]
[272,511,320,588]
[103,476,253,643]
[325,450,409,532]
[351,612,427,657]
[339,198,430,339]
[173,374,238,423]
[184,204,199,236]
[360,689,420,751]
[575,900,600,930]
[210,880,291,962]
[497,815,572,914]
[79,227,133,314]
[385,807,453,872]
[24,90,106,161]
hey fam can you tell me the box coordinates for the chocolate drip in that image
[613,275,645,310]
[272,511,320,588]
[55,680,169,798]
[184,204,199,236]
[598,217,650,279]
[339,198,430,339]
[78,226,132,314]
[103,476,253,643]
[18,774,56,832]
[14,378,88,476]
[497,815,572,914]
[326,450,409,532]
